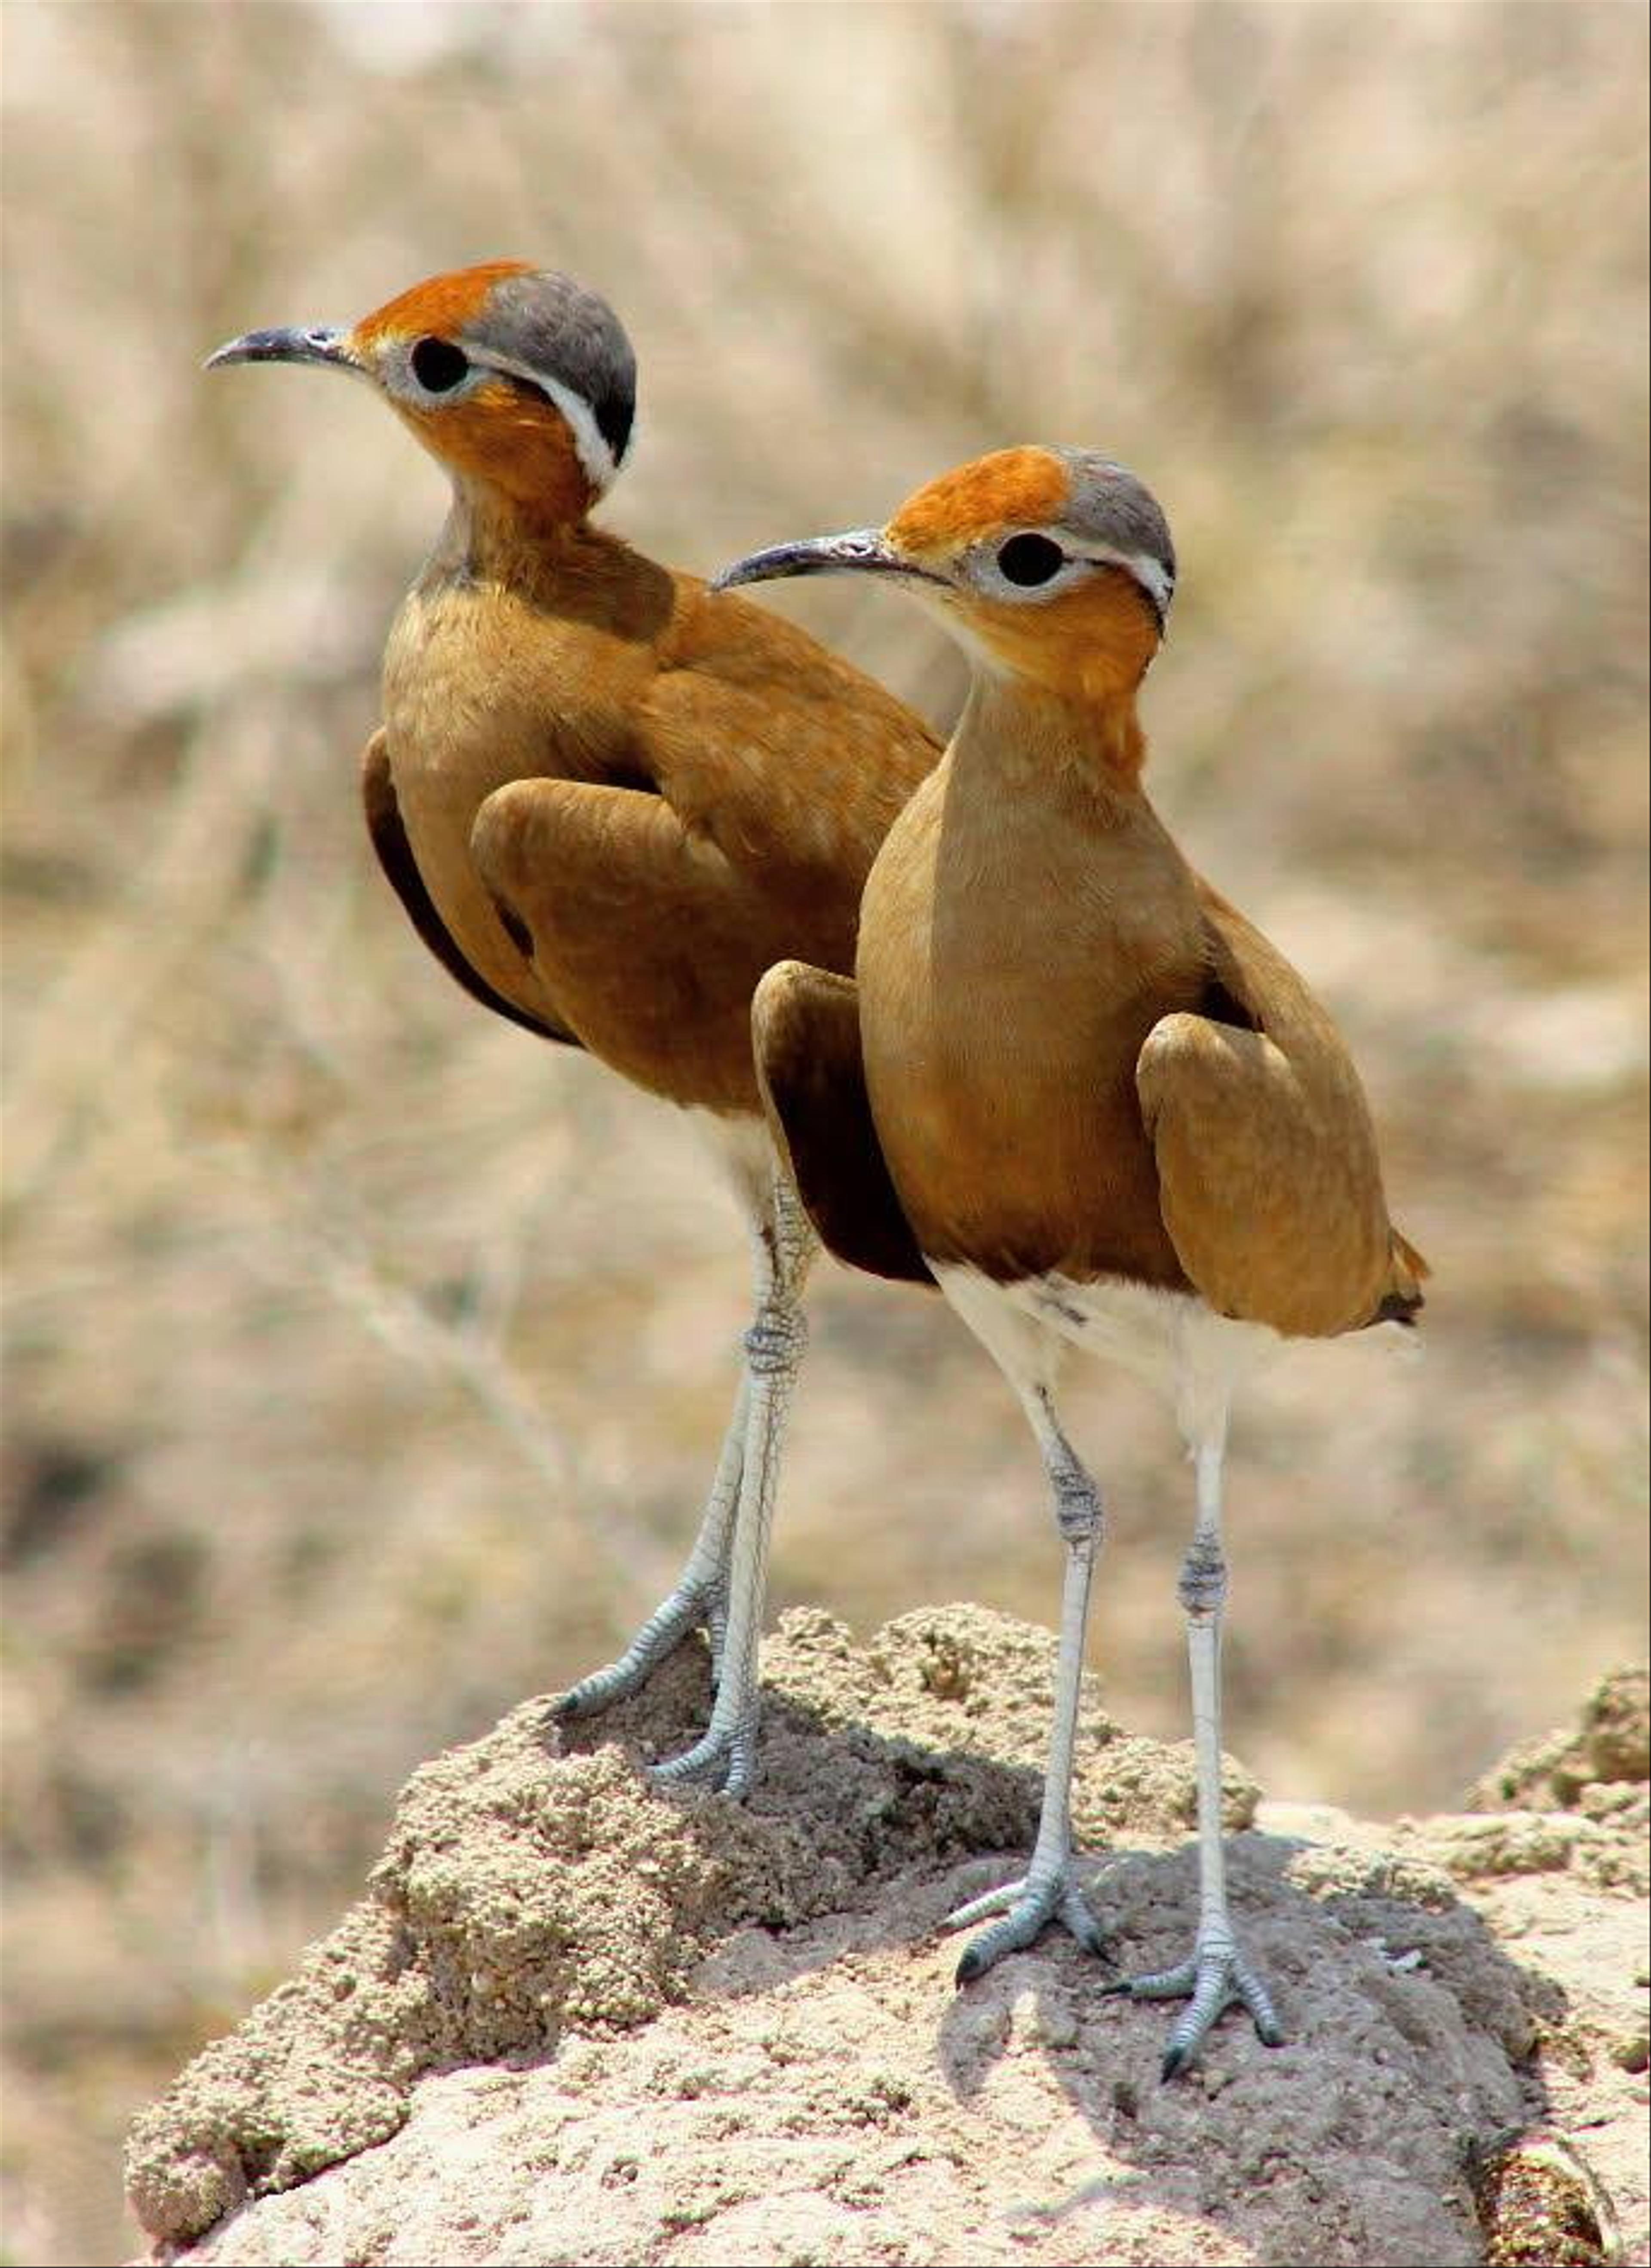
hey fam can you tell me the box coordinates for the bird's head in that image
[715,447,1174,701]
[206,261,637,525]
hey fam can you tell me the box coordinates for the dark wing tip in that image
[753,963,934,1291]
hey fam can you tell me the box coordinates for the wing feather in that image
[632,579,940,900]
[471,774,793,1113]
[752,961,933,1288]
[1136,888,1427,1337]
[359,729,579,1047]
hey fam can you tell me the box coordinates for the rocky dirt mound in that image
[126,1618,1648,2266]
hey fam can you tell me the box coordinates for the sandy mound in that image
[126,1617,1647,2266]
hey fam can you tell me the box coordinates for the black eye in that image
[410,336,470,393]
[996,532,1066,587]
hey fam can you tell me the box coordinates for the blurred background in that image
[3,2,1646,2258]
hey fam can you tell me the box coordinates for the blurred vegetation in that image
[2,3,1646,2260]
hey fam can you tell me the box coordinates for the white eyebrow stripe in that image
[1065,541,1175,616]
[471,350,620,494]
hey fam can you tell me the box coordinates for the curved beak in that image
[711,528,942,593]
[203,324,360,376]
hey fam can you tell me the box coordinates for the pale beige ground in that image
[3,6,1647,2263]
[126,1617,1648,2268]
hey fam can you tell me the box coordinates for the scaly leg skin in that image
[548,1369,750,1724]
[1108,1431,1284,2079]
[650,1175,814,1796]
[950,1387,1109,1980]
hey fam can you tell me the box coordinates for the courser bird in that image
[715,446,1428,2075]
[206,262,939,1792]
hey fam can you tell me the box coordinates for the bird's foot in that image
[1106,1924,1284,2079]
[549,1574,728,1725]
[647,1699,759,1799]
[947,1858,1107,1983]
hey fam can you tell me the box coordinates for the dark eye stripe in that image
[593,389,634,463]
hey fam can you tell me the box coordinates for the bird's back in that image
[378,518,941,1111]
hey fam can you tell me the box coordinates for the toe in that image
[1147,1947,1285,2080]
[1059,1884,1108,1959]
[648,1703,760,1796]
[951,1865,1106,1985]
[1234,1956,1285,2047]
[954,1939,996,1987]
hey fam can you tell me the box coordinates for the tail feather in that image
[1392,1228,1432,1284]
[1368,1226,1429,1327]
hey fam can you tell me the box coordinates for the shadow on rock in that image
[126,1606,1591,2263]
[931,1829,1550,2267]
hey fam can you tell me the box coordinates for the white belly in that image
[687,1108,779,1223]
[933,1262,1282,1447]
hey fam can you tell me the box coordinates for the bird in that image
[713,444,1428,2075]
[206,261,940,1793]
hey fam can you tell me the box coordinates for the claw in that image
[1111,1931,1283,2078]
[549,1574,727,1724]
[648,1705,759,1798]
[1059,1881,1109,1959]
[947,1861,1107,1983]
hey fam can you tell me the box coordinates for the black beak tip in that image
[708,530,911,595]
[202,325,353,376]
[707,544,822,594]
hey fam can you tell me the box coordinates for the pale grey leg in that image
[948,1385,1108,1977]
[1110,1423,1283,2077]
[549,1369,750,1723]
[651,1174,814,1795]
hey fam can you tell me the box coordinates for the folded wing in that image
[1137,886,1427,1338]
[360,728,579,1047]
[752,961,933,1289]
